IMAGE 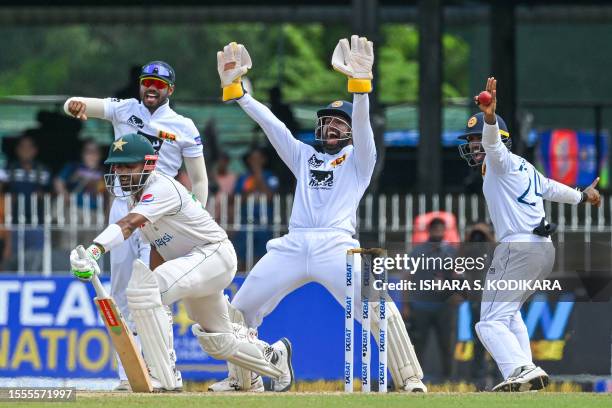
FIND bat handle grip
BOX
[91,274,109,298]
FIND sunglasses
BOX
[140,77,169,90]
[141,63,172,78]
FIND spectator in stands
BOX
[406,217,459,382]
[233,147,279,269]
[214,152,238,197]
[0,134,52,272]
[54,139,105,208]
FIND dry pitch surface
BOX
[10,392,612,408]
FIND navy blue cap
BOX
[317,100,353,123]
[458,112,509,140]
[140,61,176,85]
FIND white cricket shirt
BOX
[103,98,203,177]
[481,121,581,242]
[237,93,376,235]
[129,172,227,261]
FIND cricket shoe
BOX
[113,380,131,392]
[492,365,549,392]
[208,373,265,392]
[270,338,294,392]
[401,376,428,393]
[151,370,183,392]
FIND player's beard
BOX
[323,140,349,155]
[142,89,169,110]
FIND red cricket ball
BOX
[477,91,492,106]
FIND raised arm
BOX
[217,42,301,173]
[332,35,377,182]
[351,93,376,182]
[237,94,301,173]
[477,78,513,174]
[63,97,106,120]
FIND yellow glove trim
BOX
[222,81,244,101]
[348,78,372,93]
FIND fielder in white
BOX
[211,37,426,392]
[64,61,207,389]
[69,133,292,392]
[458,77,601,391]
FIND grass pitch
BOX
[14,392,612,408]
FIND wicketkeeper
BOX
[209,36,426,393]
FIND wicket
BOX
[345,248,387,393]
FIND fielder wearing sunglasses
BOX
[62,60,207,392]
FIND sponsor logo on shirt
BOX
[194,136,202,145]
[153,232,173,248]
[330,154,347,168]
[128,115,145,129]
[141,193,154,203]
[308,154,324,168]
[309,170,334,189]
[110,98,121,102]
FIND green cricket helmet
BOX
[104,133,158,197]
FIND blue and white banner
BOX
[0,276,609,380]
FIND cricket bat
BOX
[82,247,153,392]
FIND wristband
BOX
[348,78,372,93]
[222,81,244,101]
[93,223,125,253]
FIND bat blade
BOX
[95,297,153,393]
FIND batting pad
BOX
[371,301,424,388]
[127,260,179,390]
[192,324,283,380]
[224,297,252,390]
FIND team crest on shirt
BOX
[128,115,145,129]
[157,130,177,141]
[330,154,347,168]
[308,154,324,168]
[309,170,334,189]
[141,193,154,203]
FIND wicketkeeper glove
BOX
[70,245,102,282]
[217,42,253,101]
[332,35,374,93]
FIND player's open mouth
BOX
[144,92,159,103]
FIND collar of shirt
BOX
[139,99,172,120]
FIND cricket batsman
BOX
[210,36,426,392]
[69,133,293,391]
[63,62,207,390]
[458,77,601,391]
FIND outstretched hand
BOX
[583,177,601,207]
[475,77,497,125]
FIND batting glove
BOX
[332,35,374,93]
[70,244,102,282]
[217,42,253,101]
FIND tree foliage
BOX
[0,24,468,103]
